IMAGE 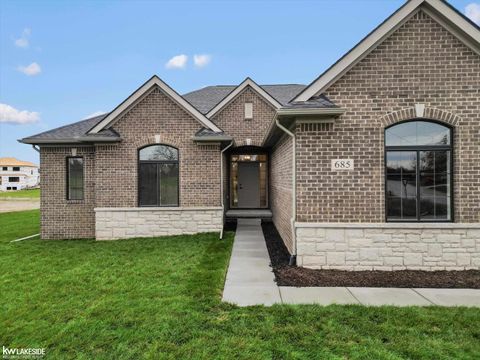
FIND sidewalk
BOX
[222,219,480,307]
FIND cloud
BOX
[83,111,106,119]
[165,54,188,69]
[193,54,211,68]
[17,62,42,76]
[465,3,480,25]
[15,28,31,48]
[0,103,40,125]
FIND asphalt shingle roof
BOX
[183,84,307,114]
[20,83,337,144]
[21,114,110,142]
[281,95,338,109]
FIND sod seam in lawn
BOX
[0,188,40,199]
[1,210,479,359]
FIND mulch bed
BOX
[261,221,480,288]
[223,220,237,233]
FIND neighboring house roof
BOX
[19,114,120,144]
[294,0,480,102]
[184,83,306,114]
[0,157,38,167]
[88,75,223,134]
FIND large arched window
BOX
[138,145,179,207]
[385,120,452,222]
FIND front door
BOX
[237,162,260,208]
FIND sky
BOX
[1,0,479,165]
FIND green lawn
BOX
[1,210,479,359]
[0,188,40,198]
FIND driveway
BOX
[0,199,40,213]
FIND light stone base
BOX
[295,222,480,271]
[95,207,223,240]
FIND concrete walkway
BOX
[222,219,480,307]
[222,219,281,306]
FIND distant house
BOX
[0,157,40,191]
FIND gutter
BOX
[192,135,233,142]
[275,116,297,266]
[19,137,121,145]
[219,140,234,239]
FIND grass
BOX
[1,210,479,359]
[0,188,40,198]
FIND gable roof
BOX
[294,0,480,102]
[19,82,304,145]
[183,83,306,114]
[204,78,285,118]
[88,75,222,134]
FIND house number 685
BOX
[331,159,354,171]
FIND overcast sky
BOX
[1,0,479,164]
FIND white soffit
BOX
[206,78,282,118]
[89,76,222,134]
[294,0,480,102]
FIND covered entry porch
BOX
[224,146,271,218]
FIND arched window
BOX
[385,120,452,222]
[138,145,179,207]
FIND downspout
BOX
[275,117,297,266]
[219,140,234,239]
[32,145,40,153]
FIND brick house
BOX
[21,0,480,270]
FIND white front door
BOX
[237,162,260,208]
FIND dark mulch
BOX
[261,221,480,288]
[223,220,237,233]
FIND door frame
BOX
[228,147,269,209]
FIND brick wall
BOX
[270,133,294,252]
[296,11,480,223]
[40,87,222,239]
[40,146,96,239]
[212,86,276,147]
[96,87,221,208]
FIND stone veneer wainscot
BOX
[296,223,480,271]
[95,207,223,240]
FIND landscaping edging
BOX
[262,221,480,288]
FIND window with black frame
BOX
[138,145,179,207]
[67,157,84,200]
[385,120,452,222]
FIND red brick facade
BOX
[270,133,294,252]
[212,86,276,147]
[296,11,480,223]
[40,146,96,239]
[38,9,479,245]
